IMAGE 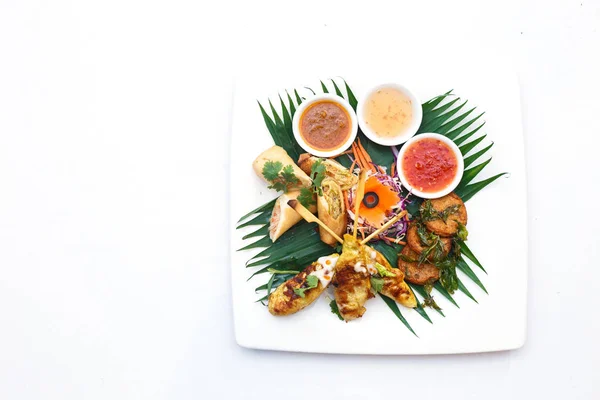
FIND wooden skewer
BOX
[360,210,407,245]
[353,170,367,238]
[287,200,344,244]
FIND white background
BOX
[0,0,599,399]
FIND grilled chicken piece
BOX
[366,247,417,308]
[268,254,339,316]
[332,234,371,321]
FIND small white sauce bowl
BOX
[357,83,423,146]
[292,94,358,158]
[397,132,464,199]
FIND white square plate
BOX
[229,60,527,354]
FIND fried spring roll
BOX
[253,145,312,188]
[317,178,347,246]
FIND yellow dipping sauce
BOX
[364,88,413,138]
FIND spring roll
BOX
[253,146,312,189]
[298,154,357,191]
[269,191,317,242]
[317,178,347,246]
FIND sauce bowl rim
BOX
[292,93,358,158]
[356,83,423,146]
[396,132,465,199]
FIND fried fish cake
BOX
[397,246,440,285]
[366,247,417,308]
[268,254,338,316]
[421,192,467,237]
[406,223,451,260]
[333,235,371,321]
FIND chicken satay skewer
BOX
[287,200,343,244]
[360,210,407,245]
[353,170,368,238]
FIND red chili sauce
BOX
[401,138,458,193]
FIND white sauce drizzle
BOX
[366,250,378,274]
[367,262,377,275]
[309,255,339,287]
[354,261,367,273]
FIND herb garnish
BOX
[422,283,441,310]
[457,222,468,240]
[328,297,343,321]
[370,276,384,294]
[435,239,461,293]
[420,200,461,223]
[416,223,446,264]
[262,161,300,192]
[370,263,395,294]
[293,274,319,298]
[297,158,326,207]
[439,205,461,222]
[374,262,396,278]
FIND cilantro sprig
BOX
[328,297,343,321]
[262,161,300,192]
[370,276,384,294]
[370,262,396,294]
[297,159,326,207]
[293,274,319,298]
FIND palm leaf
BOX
[236,210,271,229]
[464,142,494,168]
[452,122,485,146]
[331,79,344,97]
[457,259,487,294]
[421,97,462,127]
[320,81,329,93]
[459,172,508,202]
[457,158,493,190]
[294,89,303,105]
[410,284,444,317]
[457,279,478,303]
[411,290,433,323]
[286,91,297,116]
[242,224,269,240]
[237,198,277,224]
[459,241,486,273]
[380,295,418,337]
[459,134,487,156]
[237,236,271,251]
[434,282,459,308]
[343,79,358,110]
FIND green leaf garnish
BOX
[439,204,461,222]
[262,160,300,193]
[457,222,468,240]
[416,223,446,264]
[370,276,384,294]
[297,187,316,208]
[374,263,396,278]
[280,165,297,182]
[296,158,326,207]
[293,274,319,298]
[262,160,282,181]
[310,159,326,191]
[328,298,343,321]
